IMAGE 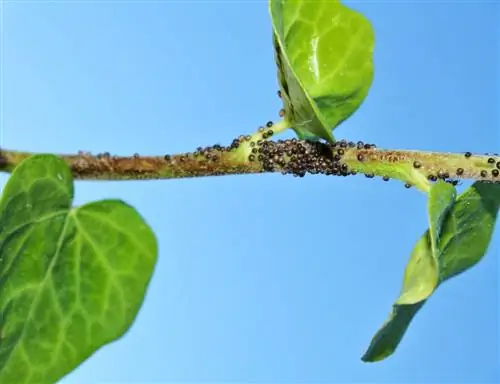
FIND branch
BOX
[1,128,498,194]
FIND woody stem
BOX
[0,134,498,193]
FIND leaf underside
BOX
[363,182,500,362]
[270,0,375,142]
[0,155,158,383]
[395,182,457,306]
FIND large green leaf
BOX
[270,0,374,142]
[362,182,500,362]
[0,155,157,383]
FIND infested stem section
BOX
[336,144,500,192]
[0,121,498,190]
[0,138,499,192]
[0,147,263,181]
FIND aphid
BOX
[456,168,464,176]
[413,161,422,169]
[164,154,171,161]
[437,170,449,179]
[480,170,488,177]
[492,169,499,177]
[464,151,472,158]
[266,121,273,128]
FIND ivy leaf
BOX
[270,0,375,142]
[362,182,500,363]
[0,154,158,383]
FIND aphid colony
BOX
[85,88,499,184]
[157,128,500,187]
[254,138,375,178]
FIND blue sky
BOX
[2,1,499,383]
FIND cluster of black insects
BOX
[254,137,377,178]
[153,102,500,187]
[159,121,500,187]
[84,88,500,186]
[464,151,500,179]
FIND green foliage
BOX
[0,155,157,383]
[362,182,500,362]
[270,0,499,362]
[0,1,497,381]
[270,0,375,142]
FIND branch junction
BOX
[1,132,499,194]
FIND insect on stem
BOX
[0,134,498,192]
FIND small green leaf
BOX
[363,182,499,362]
[361,301,425,363]
[396,182,456,305]
[270,0,375,142]
[0,154,158,383]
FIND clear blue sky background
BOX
[2,1,499,383]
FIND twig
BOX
[1,133,498,193]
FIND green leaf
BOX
[0,154,157,383]
[438,182,500,281]
[363,182,500,363]
[270,0,375,142]
[396,181,456,305]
